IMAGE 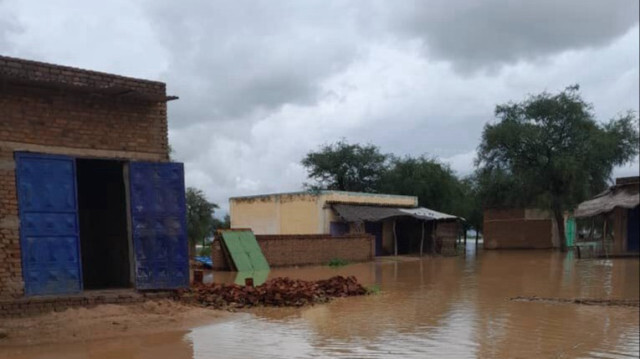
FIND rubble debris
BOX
[510,296,640,307]
[179,276,369,309]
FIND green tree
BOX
[186,187,218,258]
[457,174,483,236]
[212,214,231,231]
[302,140,389,192]
[477,85,639,251]
[378,156,462,214]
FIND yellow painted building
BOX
[230,190,417,235]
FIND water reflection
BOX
[0,331,194,359]
[3,247,638,358]
[195,247,639,358]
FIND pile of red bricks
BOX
[181,276,368,309]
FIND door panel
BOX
[129,162,188,289]
[15,153,82,296]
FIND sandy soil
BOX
[0,300,230,347]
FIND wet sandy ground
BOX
[1,246,638,358]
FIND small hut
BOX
[573,176,639,256]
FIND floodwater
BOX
[3,246,639,358]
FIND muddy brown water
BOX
[2,247,639,358]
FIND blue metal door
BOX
[15,153,82,296]
[129,162,189,289]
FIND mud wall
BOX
[211,234,375,270]
[483,208,554,249]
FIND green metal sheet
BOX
[565,218,576,248]
[220,230,270,272]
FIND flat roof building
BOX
[230,190,460,256]
[0,56,188,299]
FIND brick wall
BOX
[0,56,169,157]
[0,147,21,299]
[483,209,553,249]
[435,221,460,255]
[212,234,375,270]
[0,56,171,299]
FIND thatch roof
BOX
[574,178,639,218]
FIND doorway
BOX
[76,159,131,289]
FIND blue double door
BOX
[15,153,188,296]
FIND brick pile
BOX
[180,276,368,309]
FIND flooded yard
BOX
[2,247,639,358]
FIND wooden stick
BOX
[393,219,398,256]
[420,221,425,257]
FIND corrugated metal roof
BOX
[399,207,460,221]
[333,204,460,222]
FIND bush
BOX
[327,258,349,267]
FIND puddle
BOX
[3,246,639,358]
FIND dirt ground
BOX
[0,300,230,347]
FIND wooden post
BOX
[464,226,467,247]
[602,214,608,258]
[432,221,438,254]
[475,229,479,248]
[393,219,398,256]
[420,221,425,257]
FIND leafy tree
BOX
[212,214,231,232]
[302,140,389,192]
[186,187,218,258]
[378,156,462,214]
[457,174,483,235]
[477,85,639,251]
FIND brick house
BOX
[0,56,188,300]
[226,191,461,263]
[483,208,563,249]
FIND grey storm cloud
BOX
[0,0,637,212]
[144,0,367,126]
[391,0,639,71]
[0,1,20,52]
[142,0,639,128]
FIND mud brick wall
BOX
[0,56,171,299]
[483,209,553,249]
[0,147,21,299]
[435,221,460,255]
[0,55,169,158]
[211,234,375,270]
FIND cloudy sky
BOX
[1,0,638,214]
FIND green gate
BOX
[565,217,576,248]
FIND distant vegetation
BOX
[302,85,639,248]
[186,187,230,258]
[327,258,350,267]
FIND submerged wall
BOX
[211,233,375,270]
[483,208,555,249]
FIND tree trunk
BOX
[552,206,567,252]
